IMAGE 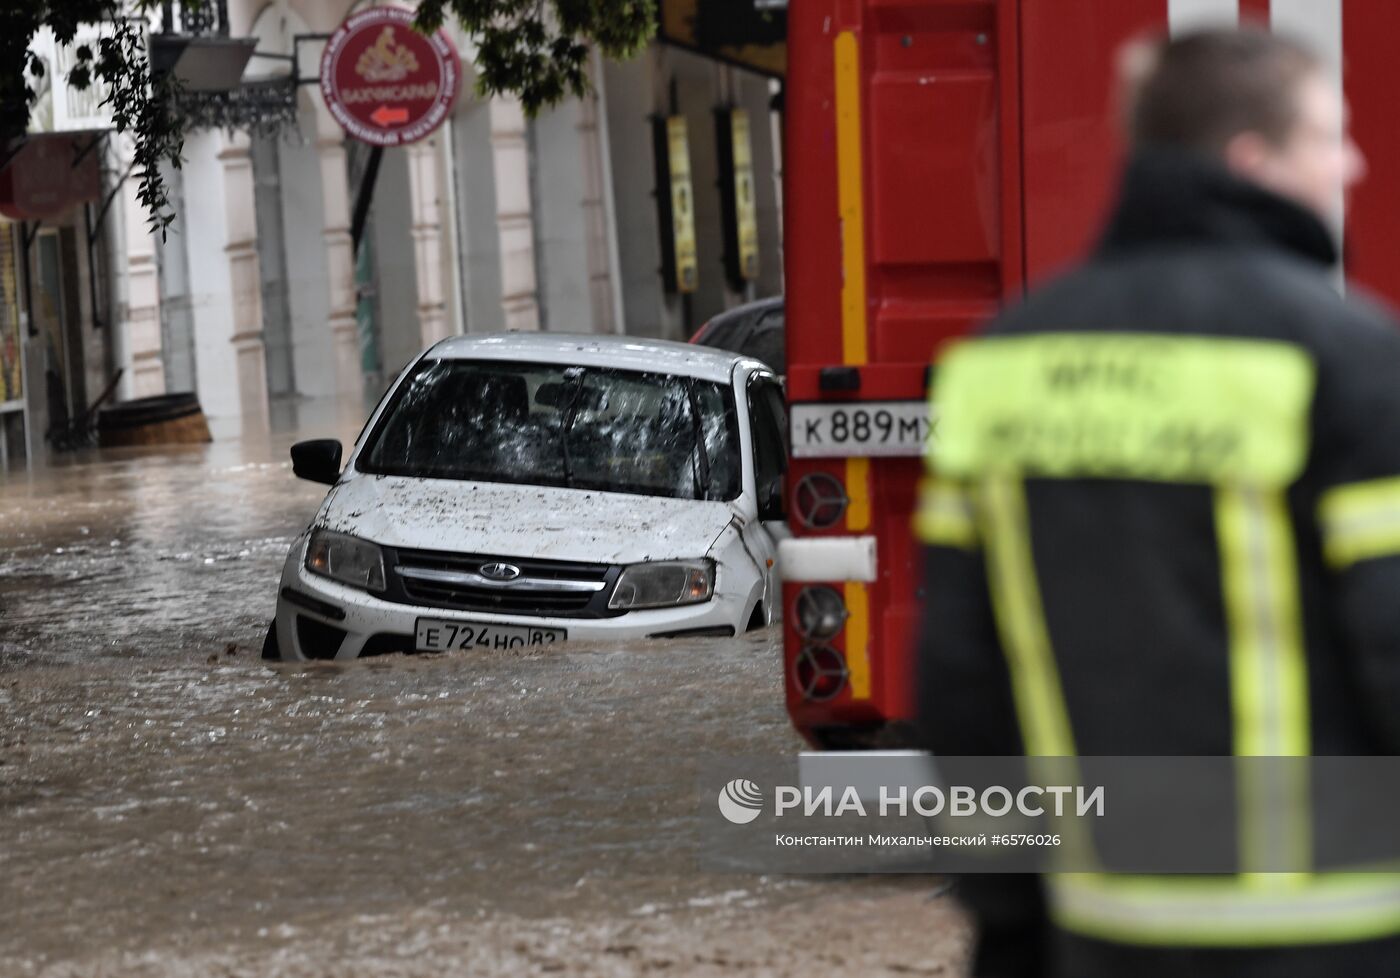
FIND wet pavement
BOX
[0,415,967,976]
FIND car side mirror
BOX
[759,476,785,522]
[291,439,342,485]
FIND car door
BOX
[745,370,791,624]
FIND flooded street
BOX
[0,422,967,976]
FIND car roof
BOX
[699,296,783,331]
[691,296,783,344]
[427,332,760,383]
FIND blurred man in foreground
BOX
[915,27,1400,978]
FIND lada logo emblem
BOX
[480,562,522,581]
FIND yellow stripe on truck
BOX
[845,456,870,531]
[844,580,871,699]
[834,30,868,366]
[835,30,870,701]
[844,456,871,701]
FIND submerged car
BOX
[265,333,790,660]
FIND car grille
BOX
[385,548,621,618]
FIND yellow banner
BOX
[730,109,759,281]
[667,115,698,294]
[0,224,21,405]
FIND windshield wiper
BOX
[684,379,712,500]
[559,368,586,488]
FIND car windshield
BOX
[358,359,743,501]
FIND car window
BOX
[748,374,788,514]
[358,359,742,501]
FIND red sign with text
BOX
[320,7,461,147]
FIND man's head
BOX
[1121,28,1364,224]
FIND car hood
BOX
[317,474,738,564]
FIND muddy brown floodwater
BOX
[0,422,969,977]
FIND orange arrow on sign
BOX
[370,105,410,127]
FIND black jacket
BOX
[915,151,1400,977]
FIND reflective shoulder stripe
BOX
[1318,476,1400,568]
[933,334,1315,486]
[1050,872,1400,947]
[913,477,977,549]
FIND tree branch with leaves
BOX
[414,0,655,114]
[3,1,184,234]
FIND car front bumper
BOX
[273,559,744,661]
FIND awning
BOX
[0,130,104,222]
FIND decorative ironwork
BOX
[155,1,298,135]
[169,76,298,134]
[161,0,230,38]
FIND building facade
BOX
[83,0,784,448]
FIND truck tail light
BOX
[794,644,848,701]
[795,585,848,640]
[793,472,848,529]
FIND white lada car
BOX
[264,333,790,660]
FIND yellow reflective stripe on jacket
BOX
[1216,486,1312,874]
[1050,872,1400,947]
[1214,486,1311,758]
[1318,476,1400,568]
[933,334,1315,486]
[913,477,977,549]
[977,475,1076,757]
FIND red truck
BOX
[779,0,1400,748]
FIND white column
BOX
[181,129,268,438]
[602,48,671,338]
[590,49,627,333]
[1168,0,1238,31]
[439,117,467,336]
[453,98,505,332]
[407,135,451,345]
[115,142,166,398]
[1272,0,1345,260]
[490,98,540,331]
[532,95,602,333]
[312,98,364,401]
[579,79,619,333]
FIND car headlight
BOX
[609,559,714,610]
[305,529,386,593]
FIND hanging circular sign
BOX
[320,6,461,147]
